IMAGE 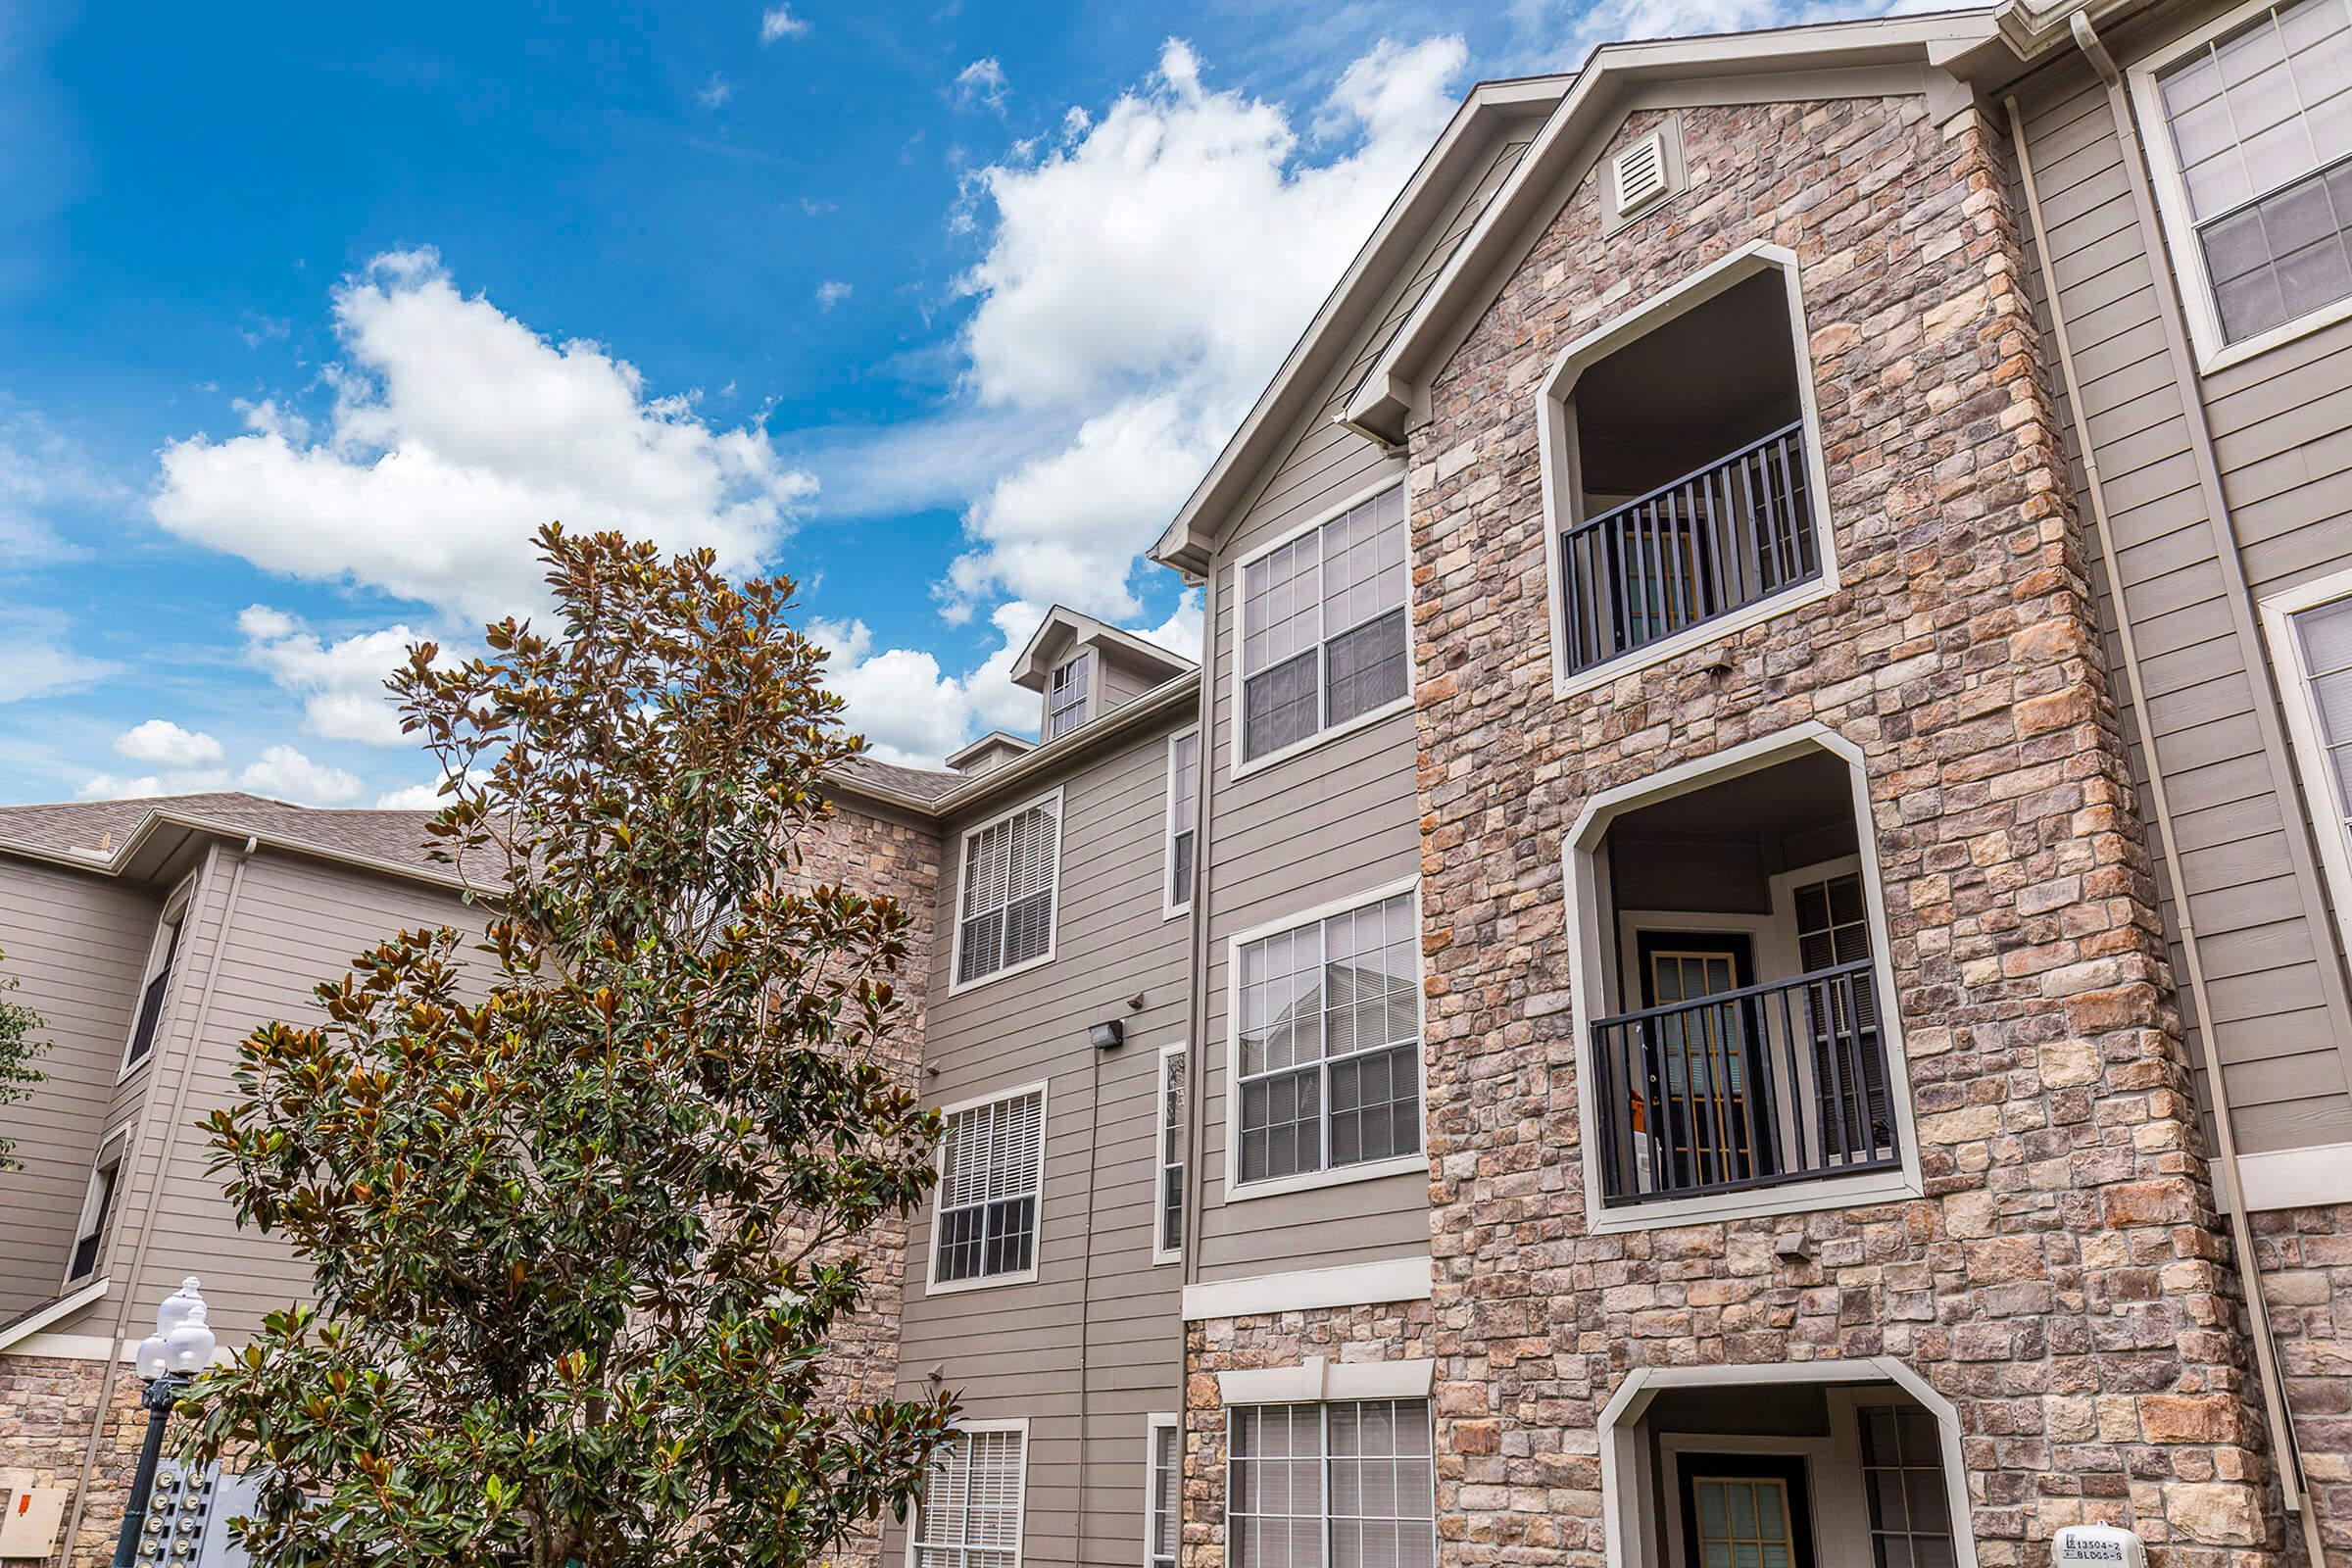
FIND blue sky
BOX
[0,0,1854,806]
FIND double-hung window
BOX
[1238,485,1408,767]
[1166,730,1199,915]
[1146,1415,1181,1568]
[2269,577,2352,961]
[65,1132,128,1285]
[122,894,186,1072]
[1049,652,1093,740]
[1152,1046,1185,1263]
[2140,0,2352,363]
[1233,888,1421,1190]
[933,1087,1046,1290]
[1227,1400,1435,1568]
[954,793,1062,989]
[911,1425,1028,1568]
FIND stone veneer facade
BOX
[2254,1204,2352,1561]
[0,1355,145,1567]
[1377,92,2284,1566]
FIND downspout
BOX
[2003,90,2319,1558]
[1181,567,1218,1284]
[57,837,255,1568]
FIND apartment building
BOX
[9,0,2352,1562]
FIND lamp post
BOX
[111,1277,216,1568]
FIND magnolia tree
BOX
[0,949,44,1171]
[183,526,956,1567]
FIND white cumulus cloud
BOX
[760,4,808,42]
[955,57,1009,115]
[374,782,448,809]
[114,719,225,769]
[239,605,429,748]
[814,279,853,312]
[151,248,815,626]
[239,745,365,807]
[939,34,1462,622]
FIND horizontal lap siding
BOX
[1179,134,1536,1291]
[123,850,479,1340]
[0,858,163,1317]
[894,720,1191,1568]
[2014,63,2352,1155]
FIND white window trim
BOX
[906,1417,1031,1568]
[946,787,1066,998]
[924,1079,1051,1298]
[1598,1358,1978,1568]
[1144,1412,1181,1568]
[1152,1042,1186,1267]
[1164,726,1200,920]
[2130,0,2352,375]
[1222,1394,1438,1568]
[1222,874,1428,1203]
[1049,650,1093,740]
[1227,474,1415,783]
[1215,1357,1435,1404]
[63,1124,132,1291]
[1559,723,1922,1234]
[2261,564,2352,973]
[118,876,194,1082]
[1180,1255,1434,1321]
[1536,241,1840,704]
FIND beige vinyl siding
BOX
[0,858,166,1317]
[108,848,479,1341]
[891,716,1191,1568]
[1179,133,1532,1290]
[2011,38,2352,1157]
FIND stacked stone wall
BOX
[2254,1202,2352,1562]
[1396,92,2281,1565]
[0,1352,144,1567]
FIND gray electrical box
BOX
[134,1464,262,1568]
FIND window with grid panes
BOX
[1155,1049,1185,1259]
[1235,892,1420,1186]
[1049,651,1093,739]
[1791,870,1891,1158]
[2291,596,2352,885]
[1857,1404,1956,1568]
[956,797,1060,986]
[934,1090,1045,1286]
[1148,1419,1181,1568]
[2154,0,2352,345]
[1227,1399,1435,1568]
[913,1428,1027,1568]
[1239,486,1408,763]
[1168,730,1200,910]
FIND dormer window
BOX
[1048,651,1092,739]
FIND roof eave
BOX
[1149,74,1572,575]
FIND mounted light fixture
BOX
[1088,1019,1125,1051]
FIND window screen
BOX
[956,799,1060,986]
[1236,892,1420,1186]
[1148,1421,1181,1568]
[935,1091,1045,1286]
[1050,651,1093,739]
[2157,0,2352,343]
[2294,595,2352,867]
[914,1428,1027,1568]
[1156,1050,1186,1259]
[1168,731,1200,910]
[1240,487,1407,763]
[1229,1400,1434,1568]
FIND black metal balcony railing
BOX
[123,966,171,1067]
[1590,957,1896,1206]
[1559,420,1819,676]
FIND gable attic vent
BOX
[1612,131,1668,218]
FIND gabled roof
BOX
[1149,74,1573,576]
[0,791,478,888]
[1008,606,1198,690]
[1340,7,2012,444]
[943,731,1036,773]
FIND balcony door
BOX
[1635,932,1777,1192]
[1676,1454,1816,1568]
